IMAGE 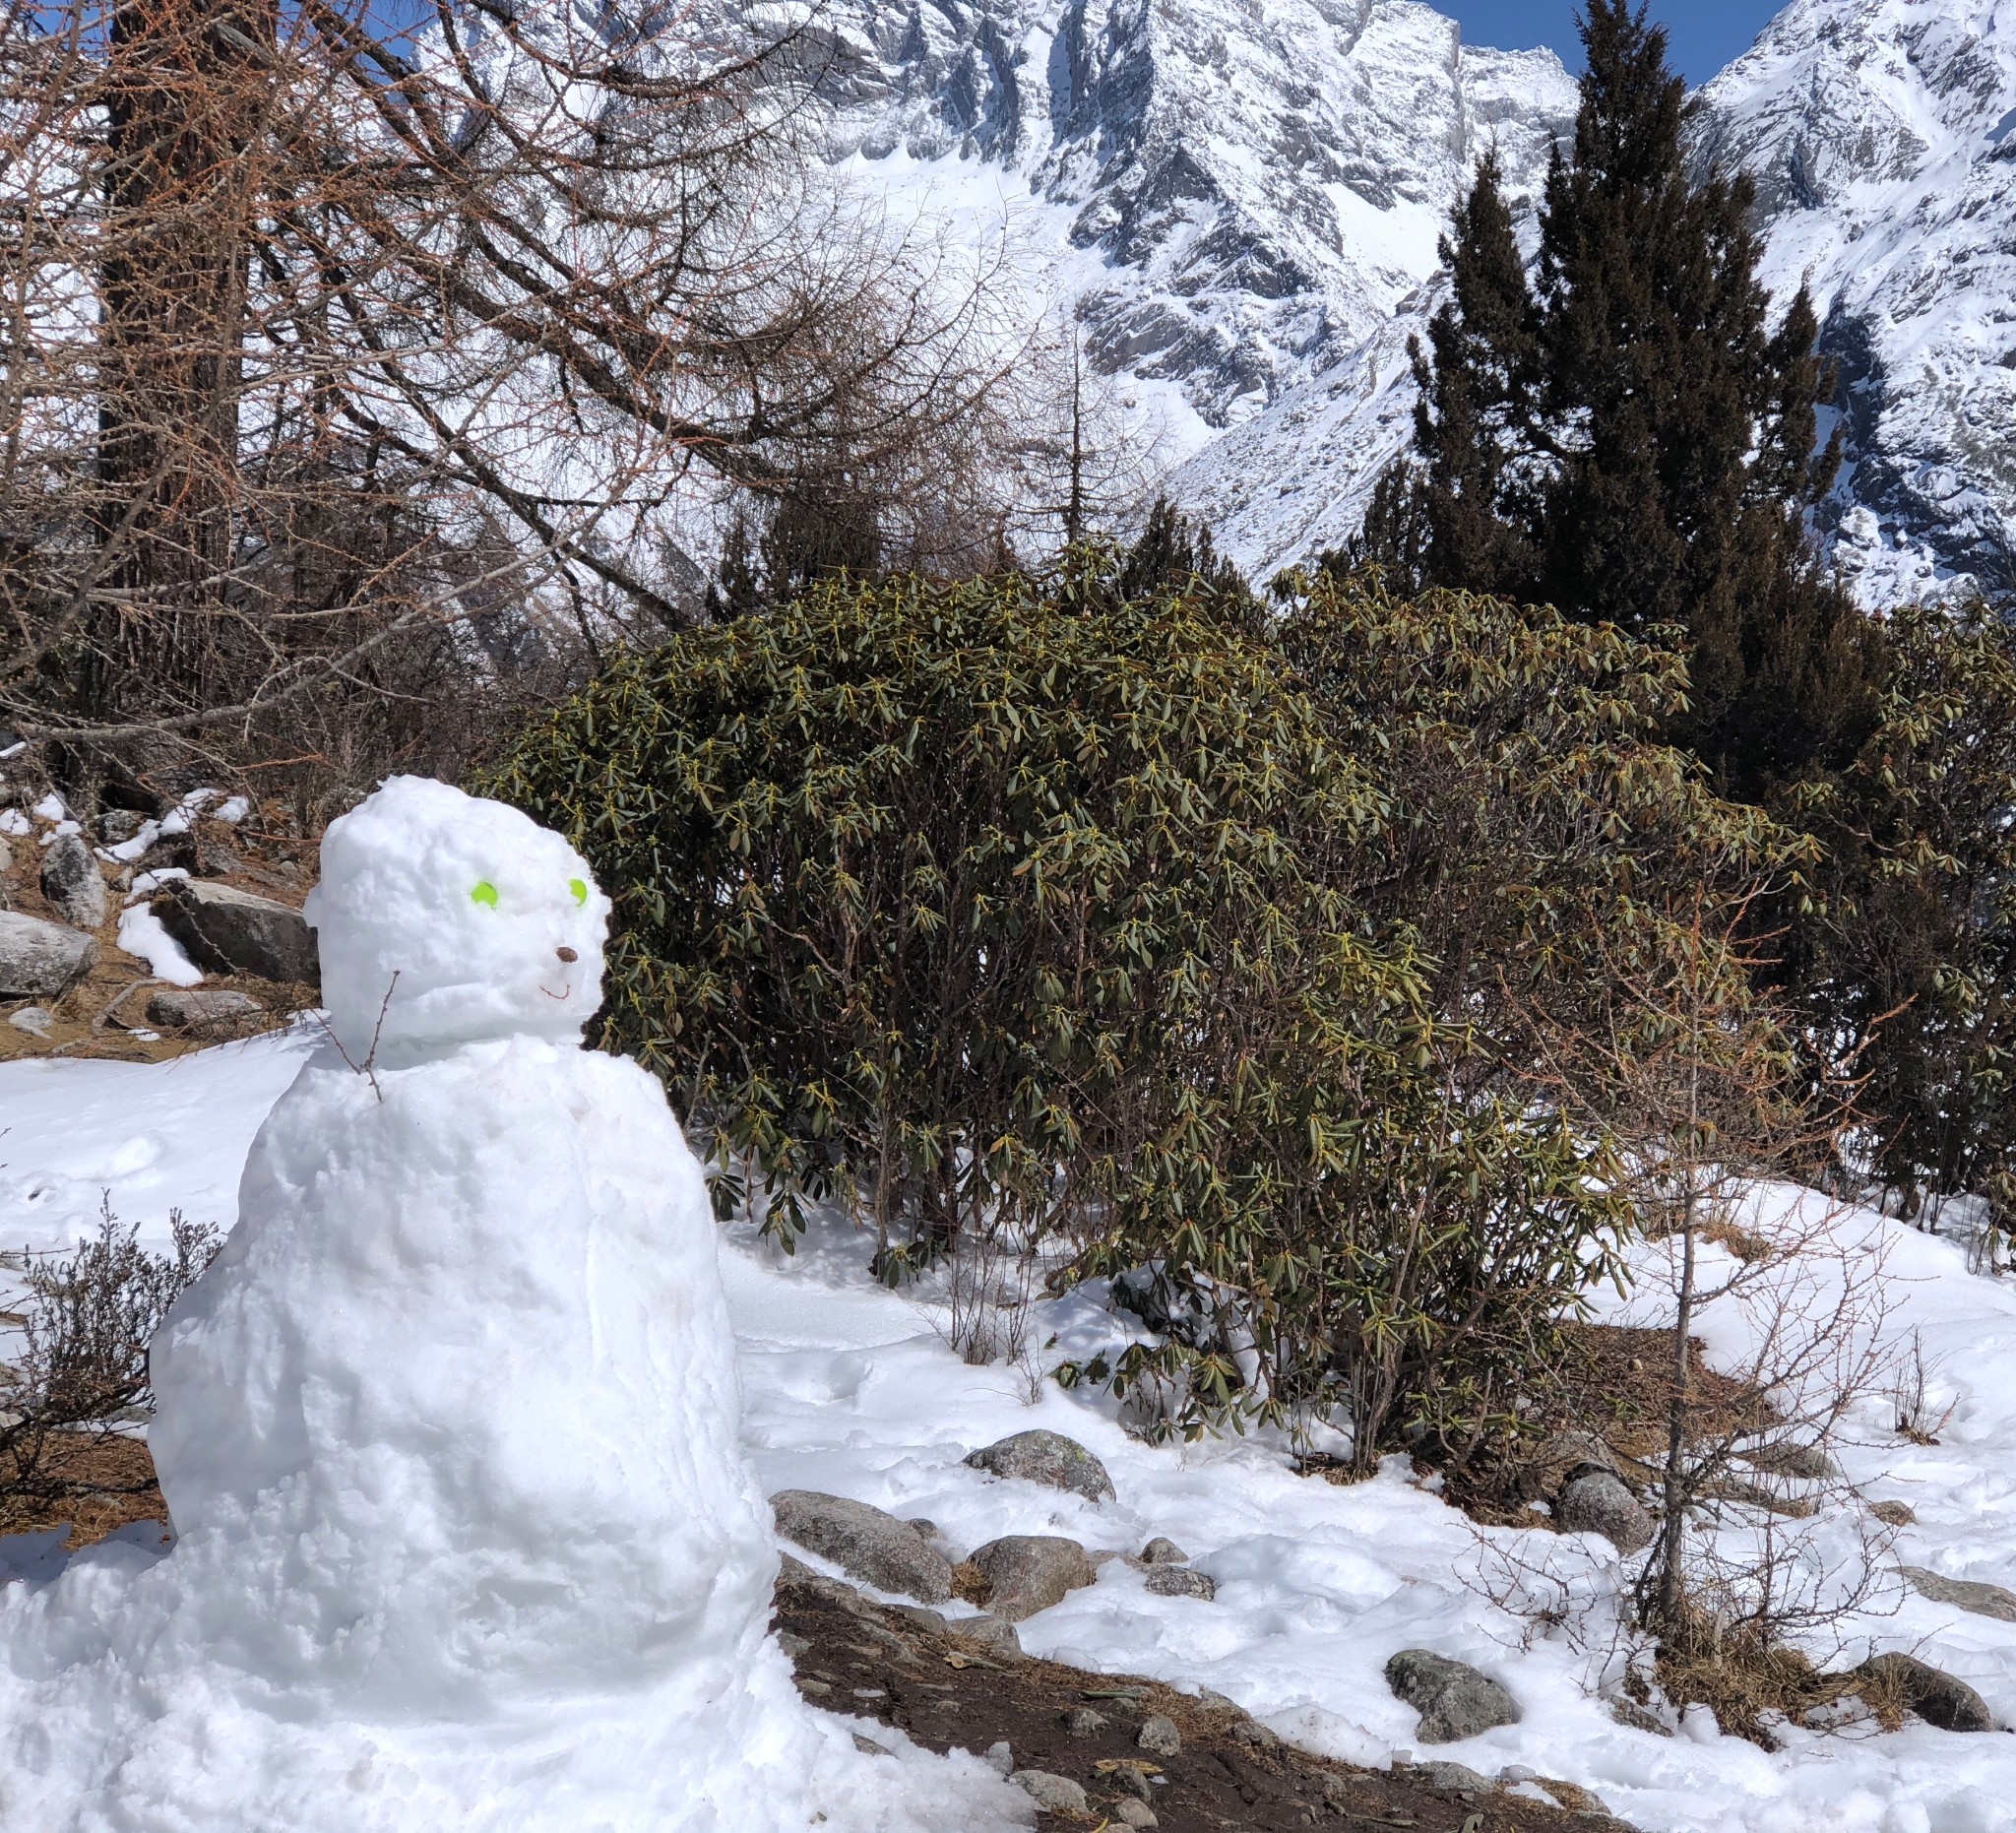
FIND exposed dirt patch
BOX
[0,814,315,1064]
[776,1567,1638,1830]
[0,1430,168,1546]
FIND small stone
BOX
[1557,1470,1655,1555]
[1870,1499,1917,1527]
[1011,1769,1090,1814]
[1415,1759,1490,1793]
[984,1740,1014,1776]
[889,1604,948,1637]
[97,810,147,845]
[1139,1537,1188,1565]
[777,1631,811,1660]
[1145,1565,1216,1601]
[1738,1438,1836,1480]
[0,910,96,998]
[1137,1713,1181,1756]
[851,1733,890,1756]
[798,1677,832,1697]
[1114,1801,1158,1828]
[8,1005,52,1037]
[1109,1764,1153,1800]
[1899,1565,2016,1622]
[1228,1719,1279,1749]
[969,1534,1097,1622]
[1384,1649,1521,1743]
[770,1490,956,1604]
[907,1517,939,1540]
[146,987,262,1030]
[1858,1651,1994,1732]
[1063,1706,1109,1737]
[1538,1778,1607,1813]
[965,1429,1116,1503]
[943,1612,1024,1662]
[39,833,105,930]
[1607,1695,1671,1735]
[1321,1775,1353,1811]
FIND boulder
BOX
[1557,1470,1656,1554]
[146,987,263,1030]
[1145,1565,1217,1601]
[965,1429,1115,1504]
[153,879,318,984]
[768,1490,955,1604]
[1137,1713,1181,1756]
[0,911,96,998]
[38,834,105,930]
[1010,1770,1089,1814]
[1899,1565,2016,1623]
[1858,1651,1994,1732]
[969,1534,1097,1622]
[1385,1649,1521,1743]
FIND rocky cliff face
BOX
[824,0,2016,601]
[1694,0,2016,603]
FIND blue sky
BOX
[1441,1,1783,84]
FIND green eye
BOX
[569,878,589,906]
[471,880,498,908]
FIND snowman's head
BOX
[304,777,611,1059]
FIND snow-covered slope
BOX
[1694,0,2016,604]
[823,0,2016,599]
[817,0,1576,432]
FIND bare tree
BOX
[0,0,1009,796]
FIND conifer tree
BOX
[1369,0,1881,802]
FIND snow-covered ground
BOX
[6,1029,2016,1830]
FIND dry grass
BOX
[0,1430,168,1548]
[1648,1606,1864,1745]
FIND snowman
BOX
[0,778,1024,1833]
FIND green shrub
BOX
[493,565,1786,1464]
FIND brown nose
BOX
[555,946,578,963]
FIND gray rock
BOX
[1145,1565,1217,1601]
[0,835,12,878]
[39,834,105,930]
[1899,1565,2016,1622]
[776,1631,810,1660]
[1228,1718,1279,1749]
[97,809,147,845]
[1385,1649,1521,1743]
[1858,1651,1995,1732]
[966,1429,1116,1504]
[970,1534,1097,1622]
[1738,1439,1836,1480]
[154,879,318,984]
[0,910,96,998]
[1139,1537,1188,1564]
[1415,1760,1491,1793]
[769,1490,955,1604]
[1531,1430,1621,1484]
[7,1004,52,1037]
[1557,1470,1656,1555]
[1062,1706,1108,1737]
[984,1740,1014,1775]
[1137,1713,1181,1756]
[1010,1769,1089,1813]
[1114,1801,1158,1829]
[1870,1499,1917,1527]
[146,987,262,1030]
[851,1733,891,1756]
[943,1612,1025,1662]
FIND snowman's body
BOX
[0,780,1021,1832]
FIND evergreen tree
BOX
[1370,0,1882,801]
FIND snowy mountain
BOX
[813,0,1576,438]
[1694,0,2016,604]
[820,0,2016,601]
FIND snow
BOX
[10,1015,2016,1826]
[115,903,204,986]
[0,782,1025,1833]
